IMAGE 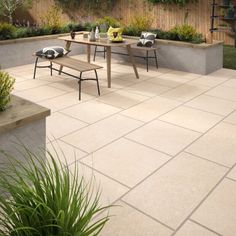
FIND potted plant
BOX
[0,70,15,111]
[225,4,235,18]
[0,146,110,235]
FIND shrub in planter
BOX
[0,23,16,40]
[0,71,15,111]
[170,24,203,42]
[0,146,110,235]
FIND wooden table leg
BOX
[126,44,139,79]
[106,46,111,88]
[87,45,91,63]
[59,41,71,75]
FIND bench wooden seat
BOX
[33,56,102,100]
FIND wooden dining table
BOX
[58,35,139,88]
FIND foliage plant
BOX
[96,16,120,32]
[0,146,110,235]
[0,23,16,40]
[0,70,15,111]
[0,0,32,24]
[170,24,203,42]
[147,0,197,6]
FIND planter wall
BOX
[0,33,86,69]
[0,34,223,75]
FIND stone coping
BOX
[123,35,223,49]
[0,31,86,45]
[0,95,50,134]
[0,31,223,49]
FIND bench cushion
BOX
[137,32,157,47]
[36,46,69,59]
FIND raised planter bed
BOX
[0,33,223,75]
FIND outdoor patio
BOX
[6,54,236,236]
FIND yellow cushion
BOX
[107,26,123,40]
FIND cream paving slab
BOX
[221,78,236,89]
[97,90,149,109]
[61,100,121,124]
[187,122,236,167]
[126,120,200,156]
[159,106,223,133]
[224,111,236,125]
[175,221,218,236]
[48,79,80,92]
[206,86,236,102]
[99,77,135,89]
[13,85,66,103]
[227,166,236,181]
[158,70,200,80]
[189,75,228,87]
[191,179,236,236]
[82,83,117,96]
[14,79,51,91]
[122,152,227,229]
[100,201,173,236]
[61,114,143,153]
[37,92,93,113]
[46,112,87,140]
[124,81,171,97]
[161,83,210,102]
[121,96,181,122]
[37,74,68,83]
[46,140,87,165]
[69,162,129,206]
[209,68,236,78]
[81,138,171,188]
[186,95,236,116]
[147,76,190,88]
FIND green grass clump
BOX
[0,147,110,235]
[223,45,236,70]
[0,71,15,111]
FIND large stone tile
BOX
[206,86,236,102]
[227,166,236,181]
[187,122,236,167]
[222,78,236,89]
[186,95,236,116]
[14,79,51,91]
[175,221,218,236]
[147,75,190,88]
[121,96,181,122]
[209,68,236,78]
[158,71,200,80]
[48,79,80,92]
[61,115,143,153]
[82,83,117,96]
[97,90,149,109]
[189,75,228,87]
[192,179,236,236]
[161,83,209,102]
[61,100,121,124]
[224,111,236,125]
[14,85,66,103]
[46,140,87,165]
[100,201,173,236]
[123,152,227,229]
[81,138,171,188]
[38,92,93,113]
[159,106,222,133]
[124,81,171,97]
[46,112,87,140]
[126,120,200,156]
[69,162,129,206]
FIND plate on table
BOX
[110,39,125,43]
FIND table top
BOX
[0,95,50,134]
[58,35,137,47]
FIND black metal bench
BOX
[33,56,102,100]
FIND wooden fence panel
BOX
[21,0,236,45]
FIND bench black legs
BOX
[33,57,101,100]
[78,70,100,100]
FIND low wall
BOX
[0,33,223,75]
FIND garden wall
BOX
[20,0,236,46]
